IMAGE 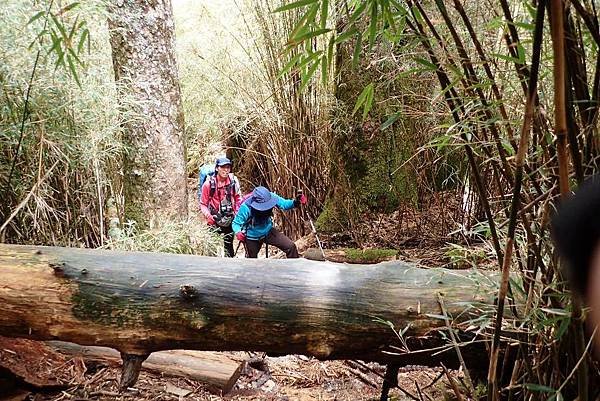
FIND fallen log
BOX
[46,341,243,393]
[0,244,499,385]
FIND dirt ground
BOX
[1,348,461,401]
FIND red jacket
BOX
[199,175,241,224]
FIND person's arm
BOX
[232,204,250,233]
[199,182,214,223]
[275,193,296,211]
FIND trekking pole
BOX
[297,189,326,260]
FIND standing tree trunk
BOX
[108,0,187,227]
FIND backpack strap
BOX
[208,176,217,199]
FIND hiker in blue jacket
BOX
[232,186,306,258]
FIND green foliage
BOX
[275,0,408,119]
[104,218,223,256]
[315,198,352,232]
[0,0,128,246]
[173,0,260,175]
[27,1,90,87]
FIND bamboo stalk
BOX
[486,1,547,401]
[550,1,588,401]
[405,2,504,266]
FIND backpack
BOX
[197,163,216,200]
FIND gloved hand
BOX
[294,193,307,207]
[207,214,217,225]
[236,231,246,242]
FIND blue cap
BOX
[215,157,232,167]
[248,186,278,211]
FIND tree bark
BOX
[107,0,187,226]
[0,244,497,368]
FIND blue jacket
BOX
[232,192,295,240]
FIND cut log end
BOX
[119,352,149,389]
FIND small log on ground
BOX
[47,341,244,393]
[0,244,499,369]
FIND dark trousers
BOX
[245,227,298,258]
[214,224,234,257]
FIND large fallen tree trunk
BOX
[0,245,499,375]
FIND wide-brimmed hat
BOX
[248,186,278,211]
[215,157,232,167]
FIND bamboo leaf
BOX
[349,1,368,23]
[523,383,555,393]
[68,15,80,44]
[277,53,302,79]
[48,29,64,63]
[300,59,320,92]
[67,46,83,66]
[352,83,374,119]
[292,28,331,44]
[288,3,319,42]
[66,53,82,88]
[296,50,323,70]
[28,11,46,25]
[516,42,526,64]
[278,53,302,79]
[382,2,398,34]
[28,29,49,50]
[368,2,378,50]
[362,82,374,120]
[334,25,358,44]
[511,21,535,31]
[51,14,69,42]
[352,31,362,69]
[305,3,320,26]
[491,52,523,64]
[555,316,570,340]
[352,83,370,115]
[58,2,80,15]
[381,112,401,130]
[410,4,422,24]
[413,57,437,71]
[77,28,89,53]
[273,0,318,13]
[319,0,328,29]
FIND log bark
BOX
[0,244,497,367]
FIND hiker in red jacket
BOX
[199,157,241,257]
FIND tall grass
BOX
[0,0,124,246]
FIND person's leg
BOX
[245,238,262,258]
[266,228,299,258]
[221,224,234,257]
